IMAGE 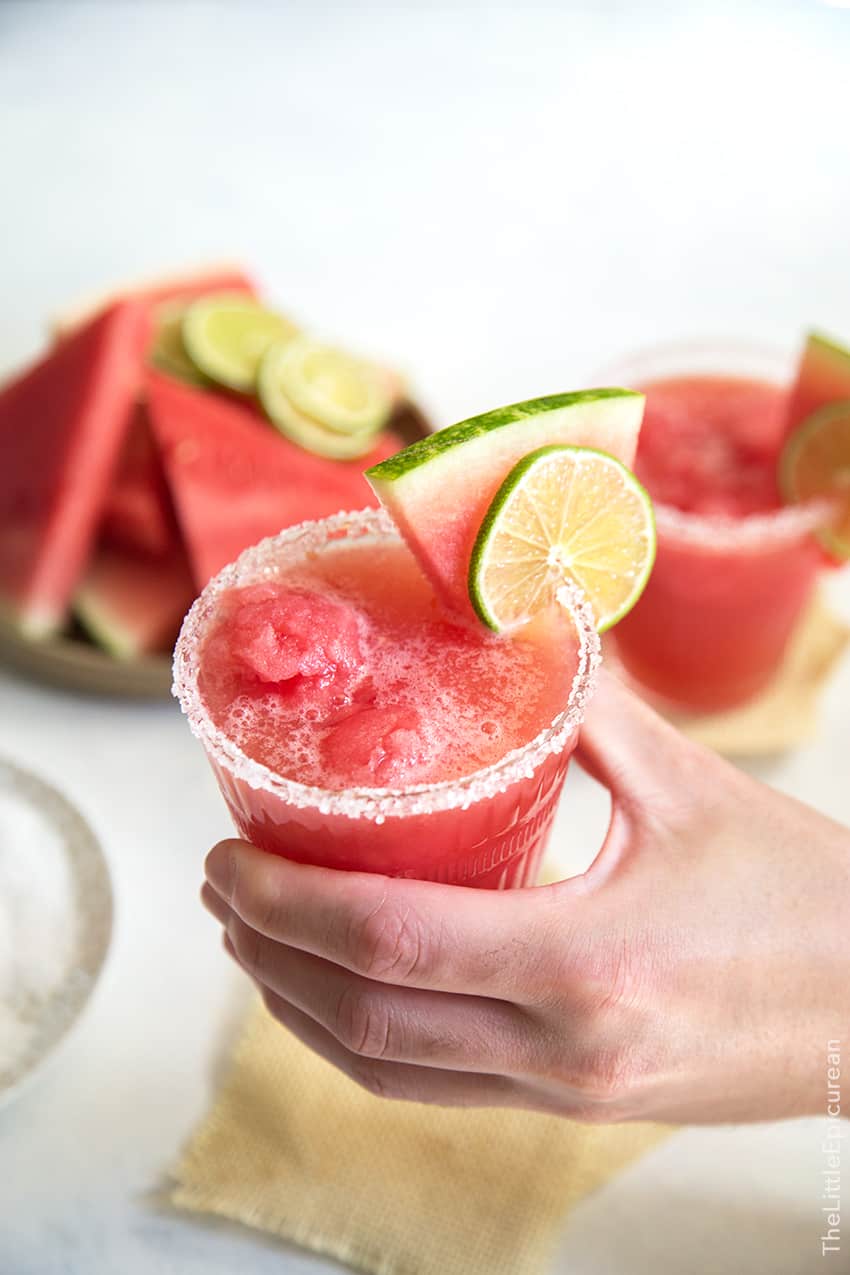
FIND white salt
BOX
[0,791,76,1086]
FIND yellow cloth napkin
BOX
[172,1000,669,1275]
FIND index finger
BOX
[204,839,585,1000]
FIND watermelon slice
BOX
[66,268,257,564]
[145,371,402,589]
[98,403,179,558]
[51,263,257,340]
[0,299,148,636]
[74,542,196,659]
[366,389,645,623]
[786,332,850,435]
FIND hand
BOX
[202,669,850,1124]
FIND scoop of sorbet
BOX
[203,584,366,703]
[321,705,432,786]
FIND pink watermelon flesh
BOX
[98,400,180,555]
[98,403,180,558]
[145,370,402,589]
[366,389,645,625]
[786,333,850,436]
[96,270,258,560]
[74,541,197,658]
[0,299,148,635]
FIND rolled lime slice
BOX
[182,294,299,392]
[779,400,850,559]
[271,335,393,435]
[469,444,656,632]
[258,345,383,459]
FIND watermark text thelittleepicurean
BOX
[822,1039,841,1257]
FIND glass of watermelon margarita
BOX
[601,342,830,712]
[173,509,600,890]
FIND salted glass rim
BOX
[593,337,832,552]
[172,508,601,822]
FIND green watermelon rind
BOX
[365,388,645,622]
[807,331,850,372]
[366,388,642,485]
[74,546,196,660]
[74,588,142,661]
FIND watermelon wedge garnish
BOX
[0,299,148,636]
[786,332,850,436]
[366,389,645,624]
[146,371,402,589]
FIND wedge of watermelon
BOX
[51,263,257,339]
[74,542,197,659]
[0,299,148,636]
[94,269,257,559]
[786,332,850,435]
[98,403,180,559]
[145,371,402,588]
[366,389,645,624]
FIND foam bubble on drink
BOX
[199,539,578,790]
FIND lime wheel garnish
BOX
[469,444,656,632]
[780,401,850,559]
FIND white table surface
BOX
[2,2,850,1272]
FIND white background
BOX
[1,2,849,1272]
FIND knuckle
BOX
[560,922,651,1021]
[350,895,431,984]
[334,982,394,1059]
[594,938,642,1017]
[575,1045,635,1105]
[556,1033,642,1119]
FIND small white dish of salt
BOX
[0,758,112,1108]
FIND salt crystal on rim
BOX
[173,509,602,824]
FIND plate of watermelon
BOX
[0,266,429,697]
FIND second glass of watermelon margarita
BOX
[174,508,600,890]
[600,342,830,713]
